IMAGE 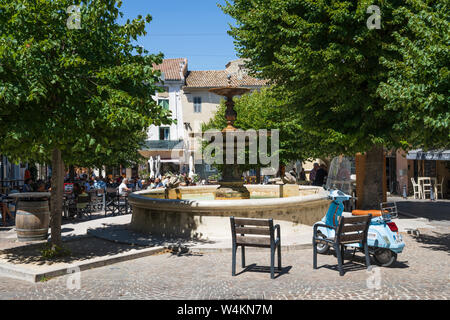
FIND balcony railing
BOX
[143,140,185,150]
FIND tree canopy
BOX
[203,87,335,169]
[0,0,172,167]
[378,1,449,148]
[221,0,449,153]
[0,0,172,246]
[221,0,449,207]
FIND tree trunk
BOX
[322,157,332,170]
[278,164,286,178]
[69,165,75,182]
[50,148,64,247]
[361,145,385,209]
[256,167,261,184]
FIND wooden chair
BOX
[230,217,281,279]
[421,178,432,199]
[435,177,444,199]
[313,214,372,276]
[410,178,422,199]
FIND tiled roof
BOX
[153,58,187,81]
[184,70,268,88]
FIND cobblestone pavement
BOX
[0,227,448,300]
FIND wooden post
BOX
[355,153,365,209]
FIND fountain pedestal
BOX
[208,86,251,200]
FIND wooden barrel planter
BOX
[12,193,51,242]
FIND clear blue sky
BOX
[118,0,238,70]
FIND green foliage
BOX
[203,87,334,168]
[378,0,449,149]
[221,0,449,153]
[0,0,172,166]
[40,243,71,260]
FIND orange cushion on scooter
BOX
[351,209,382,217]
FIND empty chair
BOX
[435,177,444,199]
[411,178,422,199]
[421,178,432,199]
[313,214,372,276]
[230,217,281,279]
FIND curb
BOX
[86,227,313,253]
[0,245,165,283]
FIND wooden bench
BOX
[313,214,372,276]
[230,217,281,279]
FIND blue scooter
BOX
[314,189,405,267]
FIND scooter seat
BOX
[351,209,382,217]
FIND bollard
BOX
[430,187,435,201]
[402,185,407,199]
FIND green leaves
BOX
[0,0,172,167]
[203,87,333,166]
[222,0,449,155]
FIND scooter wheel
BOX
[373,249,397,267]
[315,234,330,254]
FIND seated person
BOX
[152,178,164,189]
[36,181,47,192]
[94,177,107,190]
[73,183,82,196]
[22,178,33,192]
[118,178,131,196]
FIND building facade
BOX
[139,58,188,174]
[137,58,268,179]
[181,59,268,179]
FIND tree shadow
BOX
[86,223,219,249]
[413,231,450,253]
[396,201,450,222]
[0,237,148,266]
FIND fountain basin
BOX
[128,185,330,240]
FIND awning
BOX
[160,159,180,163]
[406,149,450,161]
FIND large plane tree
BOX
[0,0,172,247]
[221,0,449,208]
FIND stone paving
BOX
[0,226,448,300]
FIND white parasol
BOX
[148,156,155,179]
[155,155,161,179]
[188,153,195,179]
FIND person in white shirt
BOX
[118,178,131,196]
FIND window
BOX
[159,127,170,140]
[158,99,169,110]
[193,97,201,113]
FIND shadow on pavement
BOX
[414,231,450,253]
[0,237,145,266]
[235,264,292,278]
[395,200,450,222]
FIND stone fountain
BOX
[208,77,251,200]
[127,75,330,241]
